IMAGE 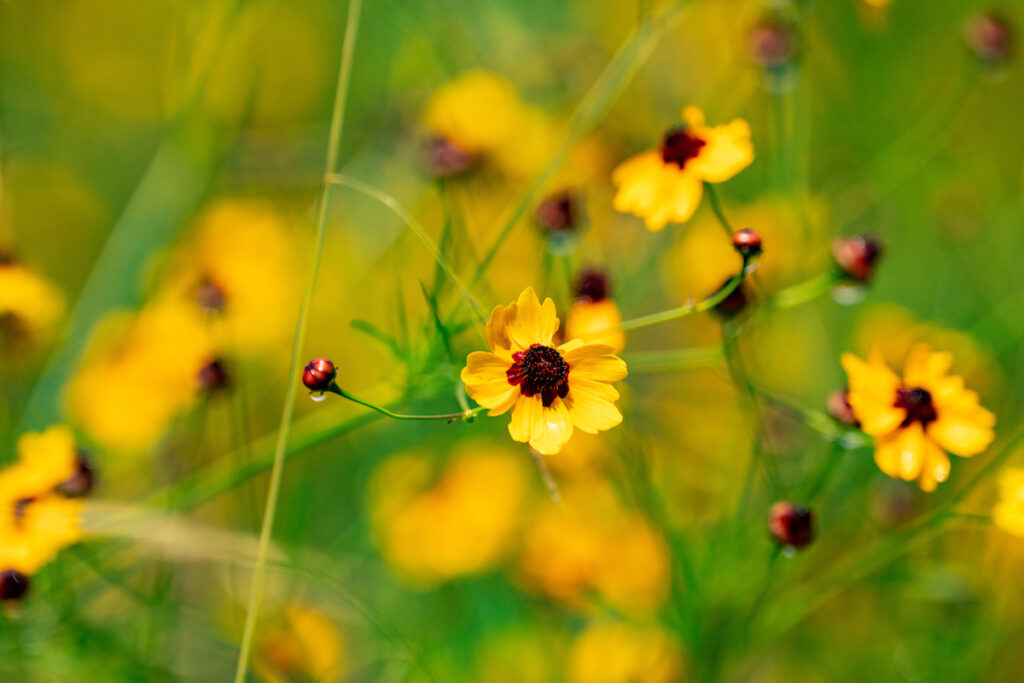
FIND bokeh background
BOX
[1,0,1023,680]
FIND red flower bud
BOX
[965,13,1012,63]
[574,267,611,303]
[422,137,474,177]
[302,358,337,392]
[535,190,581,234]
[748,20,797,68]
[197,359,231,392]
[732,228,763,258]
[768,501,814,549]
[832,235,882,282]
[0,569,30,601]
[826,389,859,427]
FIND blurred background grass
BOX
[1,0,1023,680]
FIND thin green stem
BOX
[328,384,484,422]
[704,183,735,238]
[233,1,362,680]
[770,271,839,309]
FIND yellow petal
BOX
[841,351,904,435]
[682,105,706,128]
[916,437,951,492]
[874,424,926,481]
[485,304,514,355]
[566,379,623,434]
[612,152,702,231]
[902,344,953,389]
[564,345,628,383]
[508,394,541,444]
[927,408,995,457]
[460,353,518,416]
[506,287,558,349]
[688,119,754,183]
[529,399,574,455]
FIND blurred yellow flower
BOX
[519,476,669,613]
[66,298,215,454]
[0,260,65,347]
[613,106,753,231]
[994,467,1024,537]
[842,344,996,491]
[461,287,628,455]
[369,447,529,584]
[0,426,85,576]
[255,605,346,683]
[566,269,626,352]
[569,622,684,683]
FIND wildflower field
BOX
[2,0,1023,680]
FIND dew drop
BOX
[309,393,327,403]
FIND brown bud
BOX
[56,451,95,498]
[826,389,859,427]
[748,20,797,68]
[535,190,581,234]
[732,228,763,258]
[196,280,226,313]
[0,569,30,601]
[302,358,337,392]
[965,13,1012,63]
[574,268,610,303]
[197,359,231,392]
[422,137,474,177]
[832,235,882,282]
[713,279,750,318]
[768,501,814,549]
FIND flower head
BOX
[612,106,753,231]
[994,467,1024,537]
[0,260,65,350]
[566,269,626,353]
[461,288,627,455]
[841,344,995,491]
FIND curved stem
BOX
[328,385,485,422]
[233,1,362,680]
[704,183,735,238]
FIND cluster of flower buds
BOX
[768,501,814,549]
[303,357,338,394]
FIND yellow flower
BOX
[568,622,684,683]
[993,467,1024,537]
[424,70,523,156]
[612,106,753,231]
[0,426,85,575]
[369,446,529,584]
[0,260,65,346]
[842,344,996,491]
[255,605,346,683]
[461,287,628,455]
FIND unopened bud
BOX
[302,358,337,393]
[832,235,882,282]
[574,267,610,303]
[422,137,473,177]
[0,569,30,601]
[196,280,226,313]
[748,20,797,68]
[535,190,581,234]
[768,501,814,549]
[197,358,231,392]
[826,389,859,427]
[965,13,1012,63]
[732,228,763,258]
[56,451,95,498]
[713,279,750,318]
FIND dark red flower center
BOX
[895,387,937,426]
[661,128,706,168]
[506,344,570,407]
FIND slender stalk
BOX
[327,384,484,422]
[704,183,735,238]
[770,271,839,309]
[232,1,362,680]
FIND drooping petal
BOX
[529,399,574,455]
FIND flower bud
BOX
[197,358,231,392]
[826,389,859,427]
[0,569,30,601]
[768,501,813,549]
[574,267,610,303]
[196,279,226,313]
[732,228,763,258]
[302,358,337,392]
[56,451,96,498]
[832,235,882,282]
[965,13,1012,63]
[712,279,750,318]
[748,20,797,68]
[535,190,581,234]
[422,137,473,177]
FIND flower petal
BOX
[902,344,953,390]
[874,423,927,482]
[529,399,574,455]
[505,287,558,349]
[566,380,623,434]
[841,351,904,436]
[927,408,996,457]
[688,118,754,183]
[565,346,628,383]
[916,437,951,492]
[508,394,541,444]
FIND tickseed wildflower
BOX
[565,269,626,353]
[612,106,753,231]
[0,258,65,349]
[461,287,627,455]
[568,622,684,683]
[993,467,1024,537]
[842,344,996,491]
[255,605,347,683]
[0,426,89,598]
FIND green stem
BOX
[704,183,735,238]
[233,1,362,680]
[328,384,484,422]
[770,271,839,309]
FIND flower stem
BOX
[770,271,840,309]
[233,1,362,680]
[704,183,735,238]
[327,385,485,422]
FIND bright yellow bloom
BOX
[256,605,346,683]
[612,106,753,231]
[369,447,529,584]
[0,426,85,575]
[461,287,628,455]
[569,622,684,683]
[0,261,65,346]
[566,298,626,352]
[424,70,522,155]
[994,467,1024,537]
[842,344,996,491]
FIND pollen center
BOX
[506,344,570,407]
[895,387,937,426]
[661,128,707,168]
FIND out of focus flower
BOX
[255,605,346,683]
[965,13,1012,64]
[369,447,529,584]
[0,427,87,592]
[833,235,882,283]
[475,627,564,683]
[519,476,669,613]
[842,345,996,491]
[161,199,301,354]
[565,269,626,352]
[568,621,684,683]
[827,389,859,427]
[461,287,627,455]
[535,189,582,235]
[612,106,753,231]
[748,18,798,69]
[768,501,814,549]
[994,468,1024,537]
[0,258,65,349]
[67,298,215,454]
